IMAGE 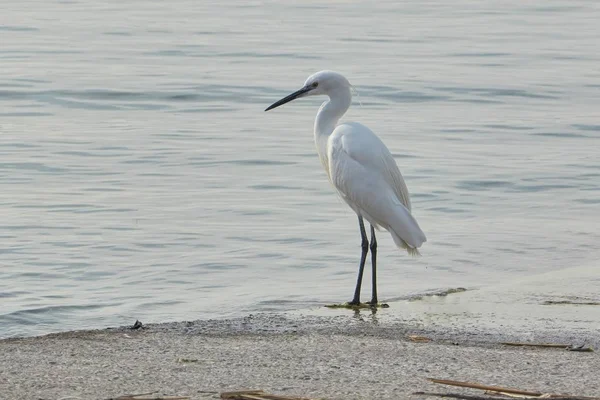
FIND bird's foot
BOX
[365,299,390,308]
[366,300,390,309]
[324,302,389,310]
[324,302,371,310]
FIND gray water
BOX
[1,1,599,339]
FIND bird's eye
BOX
[312,82,319,88]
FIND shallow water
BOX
[1,0,599,338]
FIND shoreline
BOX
[1,312,599,400]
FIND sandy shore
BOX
[1,313,599,400]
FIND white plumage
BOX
[327,122,426,255]
[266,70,426,305]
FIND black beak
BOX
[265,86,312,111]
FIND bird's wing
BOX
[333,122,411,210]
[327,123,426,252]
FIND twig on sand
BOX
[106,392,189,400]
[221,390,265,397]
[500,343,593,352]
[501,342,571,349]
[414,392,598,400]
[414,392,510,400]
[425,378,600,400]
[408,335,432,342]
[428,378,542,397]
[543,300,600,306]
[220,390,317,400]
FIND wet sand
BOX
[1,313,598,400]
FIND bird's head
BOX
[265,70,351,111]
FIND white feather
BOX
[327,122,427,255]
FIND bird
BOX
[265,70,426,306]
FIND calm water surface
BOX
[1,1,599,338]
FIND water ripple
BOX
[2,0,599,339]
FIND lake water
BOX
[1,0,599,339]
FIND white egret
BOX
[265,71,426,306]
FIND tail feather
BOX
[385,197,426,256]
[391,229,423,257]
[353,188,426,256]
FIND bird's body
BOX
[266,70,426,305]
[322,121,425,256]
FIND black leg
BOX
[369,225,378,304]
[350,216,369,305]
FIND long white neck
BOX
[314,86,352,171]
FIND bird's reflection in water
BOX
[352,307,379,324]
